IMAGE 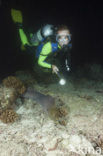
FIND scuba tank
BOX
[30,24,56,46]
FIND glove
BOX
[52,65,59,74]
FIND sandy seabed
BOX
[1,68,103,156]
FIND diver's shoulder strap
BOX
[51,43,58,52]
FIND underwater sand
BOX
[1,65,103,156]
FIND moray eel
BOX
[21,87,55,112]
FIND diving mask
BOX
[56,34,71,43]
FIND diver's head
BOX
[56,25,71,47]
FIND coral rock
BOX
[0,109,18,123]
[48,104,69,126]
[0,87,17,110]
[2,76,26,95]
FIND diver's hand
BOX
[52,65,59,74]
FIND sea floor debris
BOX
[0,67,103,155]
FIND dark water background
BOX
[0,1,103,78]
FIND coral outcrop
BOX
[0,76,25,124]
[0,109,18,123]
[2,76,26,95]
[48,98,70,126]
[0,87,17,110]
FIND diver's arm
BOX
[38,56,59,74]
[38,42,52,68]
[38,42,59,74]
[38,55,52,68]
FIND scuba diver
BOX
[11,9,72,80]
